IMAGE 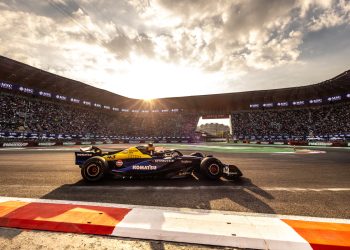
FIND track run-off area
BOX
[0,143,349,219]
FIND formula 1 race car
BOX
[75,144,243,182]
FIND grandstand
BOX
[232,102,350,140]
[0,56,349,143]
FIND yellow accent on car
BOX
[102,147,152,161]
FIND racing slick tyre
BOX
[81,157,107,182]
[200,157,223,180]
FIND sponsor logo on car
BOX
[76,153,92,157]
[105,155,115,160]
[181,160,192,164]
[116,160,123,167]
[154,159,174,163]
[132,165,157,170]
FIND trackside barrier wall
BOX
[289,141,309,146]
[0,140,193,147]
[0,140,348,147]
[234,140,349,147]
[243,140,287,145]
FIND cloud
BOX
[0,0,80,20]
[105,31,154,59]
[307,0,350,31]
[105,32,133,59]
[150,0,302,72]
[0,0,349,98]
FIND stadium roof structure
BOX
[0,56,136,108]
[160,71,350,112]
[0,56,349,112]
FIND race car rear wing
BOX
[75,151,95,166]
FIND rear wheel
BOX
[200,157,223,180]
[81,158,106,182]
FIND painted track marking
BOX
[0,200,131,235]
[1,197,349,249]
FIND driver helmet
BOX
[146,143,155,153]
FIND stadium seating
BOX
[0,92,198,139]
[231,103,350,139]
[1,91,349,142]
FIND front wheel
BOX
[200,157,223,180]
[81,157,106,182]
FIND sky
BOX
[0,0,349,99]
[197,117,231,127]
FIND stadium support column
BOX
[228,115,233,143]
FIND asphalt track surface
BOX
[0,145,349,219]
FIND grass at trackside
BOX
[157,143,296,154]
[157,141,350,153]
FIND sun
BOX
[143,98,154,102]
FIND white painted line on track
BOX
[1,184,349,192]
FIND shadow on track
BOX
[41,176,275,214]
[0,227,22,240]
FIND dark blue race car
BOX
[75,144,243,182]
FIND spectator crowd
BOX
[232,103,350,138]
[0,92,198,138]
[1,91,349,141]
